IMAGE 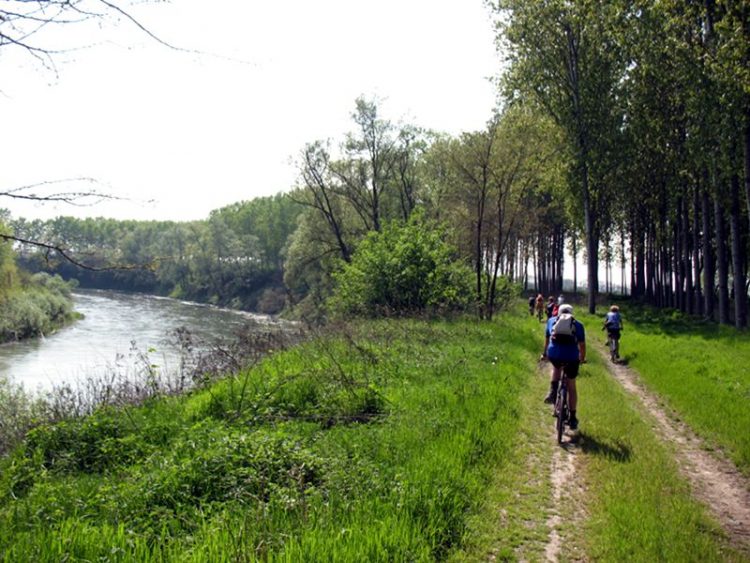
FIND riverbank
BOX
[0,273,77,344]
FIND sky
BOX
[0,0,500,223]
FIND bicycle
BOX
[605,330,620,362]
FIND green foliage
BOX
[330,213,473,316]
[0,221,18,296]
[12,194,302,314]
[0,272,75,342]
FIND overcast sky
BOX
[1,0,500,222]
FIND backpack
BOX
[551,313,577,345]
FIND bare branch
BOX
[0,177,126,206]
[1,233,153,272]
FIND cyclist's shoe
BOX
[568,415,579,430]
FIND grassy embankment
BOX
[0,316,538,561]
[0,305,744,561]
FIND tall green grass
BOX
[584,305,750,474]
[0,316,538,561]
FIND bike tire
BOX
[555,387,567,444]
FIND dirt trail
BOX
[538,363,588,562]
[601,352,750,554]
[544,444,577,561]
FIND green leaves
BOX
[330,213,472,317]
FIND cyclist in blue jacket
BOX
[541,304,586,430]
[603,305,623,359]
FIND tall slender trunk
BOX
[744,107,750,230]
[571,232,578,293]
[730,173,747,328]
[715,194,730,324]
[674,203,683,312]
[702,187,715,320]
[681,194,692,313]
[620,230,627,295]
[692,182,702,314]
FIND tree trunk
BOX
[702,187,715,320]
[730,173,747,328]
[744,106,750,231]
[693,182,702,315]
[715,194,730,324]
[571,232,578,293]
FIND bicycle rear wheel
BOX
[555,387,567,444]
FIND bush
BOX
[330,213,473,317]
[0,273,75,342]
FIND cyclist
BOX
[541,303,586,430]
[545,295,555,319]
[534,293,545,321]
[602,305,623,359]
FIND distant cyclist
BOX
[603,305,623,359]
[541,304,586,430]
[534,294,545,321]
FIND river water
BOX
[0,289,281,393]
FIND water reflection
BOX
[0,289,279,393]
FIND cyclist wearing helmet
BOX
[541,303,586,430]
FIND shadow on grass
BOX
[577,432,632,462]
[618,305,743,342]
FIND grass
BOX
[582,304,750,475]
[1,303,747,561]
[572,349,742,562]
[0,315,538,561]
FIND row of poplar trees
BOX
[493,0,750,327]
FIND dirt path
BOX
[544,443,577,561]
[537,364,588,563]
[600,351,750,554]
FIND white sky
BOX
[1,0,500,222]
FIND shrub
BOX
[330,213,473,317]
[0,273,75,342]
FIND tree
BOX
[494,0,627,313]
[425,104,566,318]
[330,212,473,317]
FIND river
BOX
[0,289,282,393]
